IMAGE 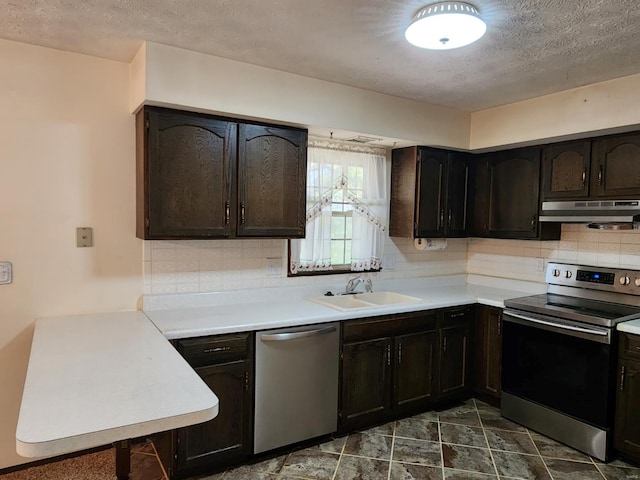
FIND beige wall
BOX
[0,39,141,469]
[470,73,640,150]
[130,42,471,150]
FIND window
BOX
[289,142,388,276]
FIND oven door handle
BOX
[504,311,610,340]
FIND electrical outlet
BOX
[266,258,282,276]
[535,257,545,272]
[0,262,13,284]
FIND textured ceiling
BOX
[2,0,640,111]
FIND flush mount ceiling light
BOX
[405,1,487,50]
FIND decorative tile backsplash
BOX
[143,236,469,295]
[467,224,640,283]
[143,225,640,294]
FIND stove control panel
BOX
[547,262,640,296]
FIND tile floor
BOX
[3,399,640,480]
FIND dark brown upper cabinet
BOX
[237,124,307,237]
[390,146,470,238]
[541,140,591,199]
[470,147,560,240]
[542,133,640,201]
[591,133,640,198]
[136,106,307,240]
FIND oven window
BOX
[502,320,614,428]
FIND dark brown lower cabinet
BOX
[339,307,473,433]
[474,305,502,402]
[339,312,438,432]
[157,334,254,479]
[614,332,640,463]
[437,306,473,401]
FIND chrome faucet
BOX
[345,275,373,294]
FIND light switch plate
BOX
[76,227,93,247]
[535,257,545,272]
[0,262,13,284]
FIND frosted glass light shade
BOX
[405,2,487,50]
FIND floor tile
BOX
[279,448,339,480]
[441,444,495,475]
[395,417,439,441]
[392,437,442,467]
[443,470,497,479]
[229,454,288,475]
[440,423,487,448]
[485,429,538,454]
[412,410,439,422]
[222,470,275,480]
[390,461,443,479]
[491,450,552,480]
[438,403,482,427]
[343,432,392,460]
[596,464,640,480]
[529,431,591,462]
[315,435,346,454]
[544,458,606,480]
[479,413,527,432]
[334,455,389,480]
[130,450,166,480]
[365,421,395,436]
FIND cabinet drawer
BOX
[177,333,251,367]
[621,332,640,358]
[343,312,436,342]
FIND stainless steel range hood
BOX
[540,200,640,229]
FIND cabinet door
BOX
[340,337,392,431]
[487,148,541,239]
[438,311,472,399]
[542,141,591,199]
[143,107,236,239]
[474,306,502,398]
[177,359,252,470]
[237,124,307,237]
[615,357,640,461]
[394,331,437,414]
[445,153,470,237]
[592,134,640,197]
[415,148,448,238]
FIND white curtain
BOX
[290,142,388,274]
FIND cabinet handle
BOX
[225,202,230,225]
[240,202,246,224]
[244,371,249,391]
[443,336,447,353]
[581,169,586,186]
[497,315,502,336]
[440,210,445,230]
[598,166,603,186]
[450,311,466,318]
[448,209,452,229]
[386,344,391,366]
[398,342,402,365]
[530,215,536,231]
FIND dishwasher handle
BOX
[260,325,337,342]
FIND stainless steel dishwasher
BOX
[254,322,339,454]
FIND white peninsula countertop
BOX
[618,319,640,335]
[145,276,544,340]
[16,311,219,458]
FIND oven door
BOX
[502,309,615,429]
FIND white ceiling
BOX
[2,0,640,111]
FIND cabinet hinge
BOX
[145,217,150,228]
[244,371,249,391]
[145,119,150,129]
[620,365,626,391]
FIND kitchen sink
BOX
[305,292,424,311]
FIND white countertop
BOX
[16,311,219,458]
[618,319,640,335]
[146,277,541,340]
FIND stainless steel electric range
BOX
[502,262,640,461]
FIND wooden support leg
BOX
[114,439,131,480]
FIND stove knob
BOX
[620,276,631,286]
[565,271,572,279]
[635,278,640,287]
[552,269,561,277]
